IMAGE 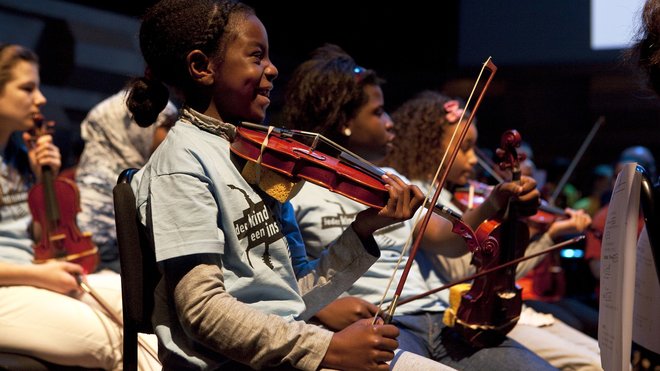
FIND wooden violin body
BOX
[27,116,98,273]
[231,123,389,208]
[449,215,528,347]
[447,129,529,347]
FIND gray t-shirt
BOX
[290,169,447,314]
[133,108,378,369]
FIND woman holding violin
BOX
[387,90,602,370]
[284,44,555,370]
[0,43,160,370]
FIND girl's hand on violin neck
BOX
[490,175,540,217]
[547,208,592,240]
[323,318,399,371]
[22,132,61,180]
[313,296,379,332]
[31,261,84,296]
[353,172,425,237]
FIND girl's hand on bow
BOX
[322,317,399,371]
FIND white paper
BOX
[598,163,641,371]
[632,227,660,354]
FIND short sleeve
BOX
[150,173,225,261]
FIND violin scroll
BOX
[495,129,525,180]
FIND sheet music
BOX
[598,163,641,371]
[633,226,660,354]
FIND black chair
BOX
[0,353,49,370]
[113,168,161,371]
[0,353,104,371]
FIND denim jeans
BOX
[392,312,558,371]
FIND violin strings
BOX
[287,128,381,175]
[373,58,493,322]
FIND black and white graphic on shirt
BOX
[228,184,283,269]
[320,200,405,236]
[320,201,359,229]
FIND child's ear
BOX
[187,50,215,86]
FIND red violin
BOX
[446,129,530,347]
[27,115,99,273]
[230,122,390,209]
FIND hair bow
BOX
[443,100,464,124]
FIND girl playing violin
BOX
[387,90,602,370]
[0,43,158,370]
[127,1,425,370]
[283,44,555,370]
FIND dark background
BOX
[8,0,660,195]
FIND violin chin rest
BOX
[241,161,305,203]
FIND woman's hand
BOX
[352,172,424,239]
[314,296,380,331]
[23,133,61,182]
[31,261,84,296]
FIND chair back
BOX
[113,168,161,371]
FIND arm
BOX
[280,201,380,315]
[167,255,333,370]
[516,208,592,278]
[297,223,379,319]
[293,173,423,319]
[169,256,399,371]
[419,176,540,281]
[419,197,500,258]
[0,261,83,295]
[312,296,379,331]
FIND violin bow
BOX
[376,57,498,324]
[548,116,605,206]
[75,275,161,365]
[394,235,585,306]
